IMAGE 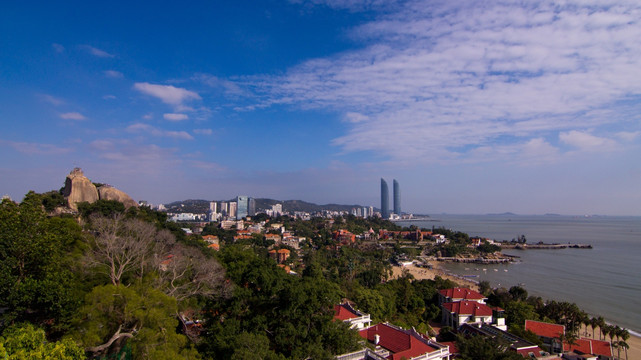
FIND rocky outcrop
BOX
[98,186,138,209]
[62,168,138,211]
[63,168,99,210]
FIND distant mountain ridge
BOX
[164,198,374,214]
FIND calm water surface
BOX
[398,215,641,334]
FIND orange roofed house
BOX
[438,288,487,305]
[268,248,290,264]
[524,320,565,353]
[441,300,493,329]
[334,302,371,330]
[357,323,451,360]
[563,338,612,360]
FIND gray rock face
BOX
[98,186,138,209]
[62,168,99,210]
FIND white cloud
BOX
[133,82,201,109]
[616,131,640,141]
[142,113,153,120]
[104,70,123,78]
[0,139,72,155]
[103,95,116,100]
[163,113,189,121]
[126,123,194,140]
[559,130,618,151]
[52,43,64,53]
[59,112,86,120]
[189,160,226,171]
[247,0,641,164]
[194,128,213,135]
[344,112,369,123]
[39,94,64,106]
[82,45,115,58]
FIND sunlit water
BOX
[398,215,641,334]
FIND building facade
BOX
[393,179,401,215]
[381,178,390,219]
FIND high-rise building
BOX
[228,202,237,219]
[248,197,256,217]
[393,179,401,215]
[236,196,249,219]
[381,178,390,219]
[209,201,217,213]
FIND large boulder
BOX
[98,186,138,209]
[62,168,99,211]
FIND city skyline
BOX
[1,1,641,216]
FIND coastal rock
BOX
[98,186,138,209]
[62,168,99,211]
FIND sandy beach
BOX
[391,262,640,359]
[390,262,479,291]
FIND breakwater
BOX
[500,243,592,249]
[436,257,513,264]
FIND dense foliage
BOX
[1,191,630,359]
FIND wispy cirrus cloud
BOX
[163,113,189,121]
[81,45,115,58]
[560,130,618,152]
[0,139,72,155]
[193,128,213,135]
[59,112,86,120]
[38,94,64,106]
[104,70,123,78]
[133,82,201,111]
[126,123,194,140]
[249,0,641,164]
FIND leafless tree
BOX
[85,214,172,285]
[154,244,230,301]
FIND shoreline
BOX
[390,262,641,358]
[390,262,479,291]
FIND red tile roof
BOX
[524,320,565,339]
[440,341,459,354]
[334,304,359,321]
[515,345,544,358]
[439,288,485,301]
[442,301,492,316]
[359,323,443,360]
[588,338,613,357]
[563,338,612,357]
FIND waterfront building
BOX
[441,300,493,328]
[381,178,390,219]
[393,179,401,215]
[359,323,450,360]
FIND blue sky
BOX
[1,0,640,215]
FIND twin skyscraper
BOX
[380,178,400,219]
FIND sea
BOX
[397,214,641,335]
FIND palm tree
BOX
[597,316,606,340]
[612,340,620,360]
[590,317,598,339]
[618,339,630,360]
[619,328,630,360]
